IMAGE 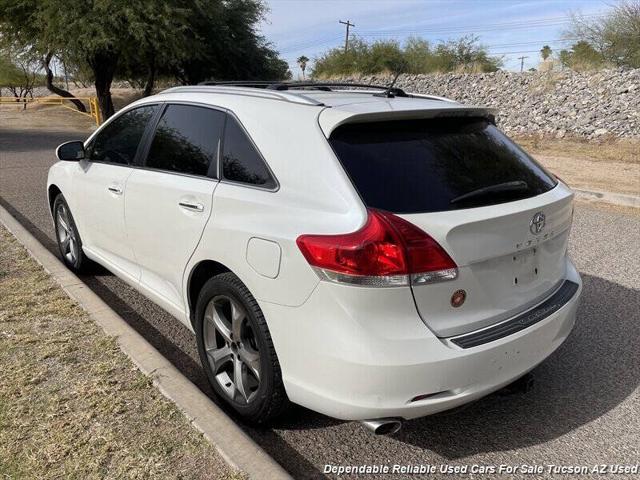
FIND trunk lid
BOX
[402,184,573,337]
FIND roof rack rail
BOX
[198,80,409,97]
[160,84,326,106]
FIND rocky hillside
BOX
[335,68,640,138]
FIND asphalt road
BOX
[1,127,639,479]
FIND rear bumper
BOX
[261,258,582,421]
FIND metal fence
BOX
[0,96,101,126]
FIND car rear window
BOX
[329,117,557,213]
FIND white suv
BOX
[47,82,581,433]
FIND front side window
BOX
[329,117,557,213]
[88,105,157,165]
[222,116,276,189]
[145,104,224,177]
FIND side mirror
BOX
[56,141,85,161]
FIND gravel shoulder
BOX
[0,226,243,480]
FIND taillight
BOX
[296,209,457,287]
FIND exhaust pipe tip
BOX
[361,418,403,435]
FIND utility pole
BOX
[339,20,355,53]
[518,56,528,72]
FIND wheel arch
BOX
[187,259,232,327]
[48,184,62,214]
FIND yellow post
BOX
[90,97,101,126]
[95,97,102,126]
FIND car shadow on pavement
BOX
[393,273,639,458]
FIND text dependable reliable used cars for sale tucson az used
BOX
[47,82,582,435]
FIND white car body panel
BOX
[47,86,582,422]
[125,168,217,317]
[77,162,140,279]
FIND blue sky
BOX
[259,0,617,76]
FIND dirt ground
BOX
[0,226,243,480]
[515,136,639,196]
[1,101,638,198]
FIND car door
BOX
[78,104,159,280]
[124,103,224,317]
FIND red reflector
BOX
[296,209,456,278]
[451,289,467,308]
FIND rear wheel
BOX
[195,272,288,424]
[53,194,91,273]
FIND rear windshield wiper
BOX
[450,180,529,205]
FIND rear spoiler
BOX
[318,105,497,137]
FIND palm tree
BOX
[297,55,309,79]
[540,45,553,60]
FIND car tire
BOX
[53,193,92,273]
[195,272,289,424]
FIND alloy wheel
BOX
[55,203,78,265]
[203,295,262,404]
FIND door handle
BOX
[178,201,204,212]
[107,186,123,195]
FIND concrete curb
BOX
[574,188,640,209]
[0,205,291,480]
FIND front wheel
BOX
[53,194,91,273]
[195,272,288,424]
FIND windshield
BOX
[329,117,557,213]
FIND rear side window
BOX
[222,116,276,189]
[88,105,157,165]
[145,104,224,177]
[329,117,557,213]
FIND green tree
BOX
[0,0,190,118]
[431,35,502,73]
[175,0,288,85]
[403,37,434,73]
[312,35,501,77]
[0,0,288,119]
[0,50,43,98]
[556,41,606,70]
[0,55,24,96]
[565,0,640,68]
[540,45,552,60]
[297,55,309,79]
[558,49,572,69]
[569,40,606,70]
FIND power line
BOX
[356,13,605,36]
[279,35,343,54]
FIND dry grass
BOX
[514,136,639,196]
[514,135,639,164]
[0,227,244,480]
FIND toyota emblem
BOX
[529,212,546,235]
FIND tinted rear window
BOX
[329,118,557,213]
[222,115,276,189]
